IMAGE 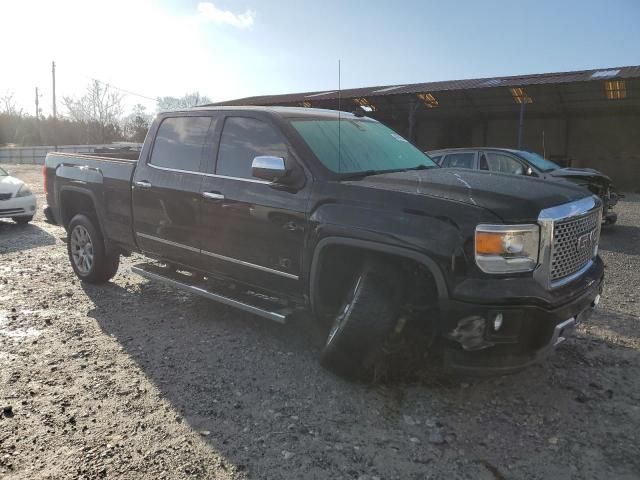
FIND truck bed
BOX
[45,152,139,252]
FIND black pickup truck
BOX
[43,107,604,377]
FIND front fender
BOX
[308,202,464,260]
[305,201,471,314]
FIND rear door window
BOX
[216,117,288,179]
[149,116,213,172]
[441,152,475,169]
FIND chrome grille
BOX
[551,210,600,281]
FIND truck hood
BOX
[353,168,590,223]
[0,175,24,196]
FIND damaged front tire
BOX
[320,261,401,379]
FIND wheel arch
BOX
[309,236,448,315]
[58,186,103,232]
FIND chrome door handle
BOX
[134,180,152,189]
[284,220,301,232]
[202,192,225,200]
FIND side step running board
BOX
[131,264,290,324]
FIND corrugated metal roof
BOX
[212,65,640,106]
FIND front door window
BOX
[486,153,525,175]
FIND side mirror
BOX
[252,156,287,182]
[526,166,534,176]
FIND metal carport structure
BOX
[211,66,640,190]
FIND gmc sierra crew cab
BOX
[43,107,604,377]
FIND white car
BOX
[0,166,37,224]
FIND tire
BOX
[320,262,401,379]
[13,216,33,224]
[67,214,120,284]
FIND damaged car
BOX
[428,147,619,226]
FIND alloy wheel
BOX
[70,225,94,274]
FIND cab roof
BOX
[167,105,373,121]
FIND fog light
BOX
[492,312,503,331]
[447,315,489,351]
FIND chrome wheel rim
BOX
[326,275,362,346]
[70,225,94,274]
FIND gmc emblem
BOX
[576,229,596,253]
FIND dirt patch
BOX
[1,164,639,479]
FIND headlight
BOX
[475,224,539,273]
[15,184,32,197]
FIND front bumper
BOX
[0,194,37,219]
[440,264,604,374]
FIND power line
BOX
[56,66,157,101]
[47,61,160,102]
[83,76,157,102]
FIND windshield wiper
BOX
[336,168,404,181]
[337,170,384,181]
[401,164,437,171]
[336,165,436,181]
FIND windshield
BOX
[519,151,562,172]
[290,118,436,175]
[0,167,7,176]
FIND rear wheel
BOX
[67,214,120,283]
[320,261,401,379]
[12,216,33,224]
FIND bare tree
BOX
[156,92,212,112]
[122,104,152,143]
[63,80,125,143]
[1,91,21,115]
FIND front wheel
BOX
[320,261,401,379]
[67,214,120,283]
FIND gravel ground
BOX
[1,164,639,480]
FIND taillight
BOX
[42,164,48,195]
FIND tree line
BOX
[0,82,212,147]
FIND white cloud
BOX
[0,0,265,115]
[197,2,256,28]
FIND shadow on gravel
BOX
[0,221,56,254]
[80,280,347,476]
[584,309,640,347]
[599,224,640,256]
[618,193,640,203]
[78,278,640,479]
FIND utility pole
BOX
[52,61,57,149]
[517,97,526,149]
[35,87,40,120]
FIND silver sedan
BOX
[0,166,37,224]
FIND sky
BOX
[1,0,639,117]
